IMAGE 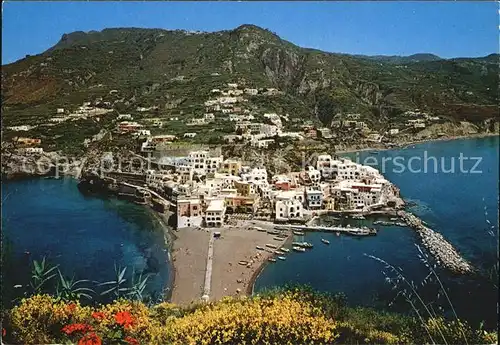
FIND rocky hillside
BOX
[2,24,498,129]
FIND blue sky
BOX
[2,1,498,64]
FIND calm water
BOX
[255,136,499,328]
[1,178,170,306]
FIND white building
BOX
[332,180,384,210]
[7,125,33,131]
[241,167,268,183]
[316,154,335,179]
[305,166,321,184]
[274,190,304,221]
[205,199,226,227]
[25,147,44,154]
[117,114,133,120]
[251,139,274,148]
[260,124,279,136]
[134,129,151,137]
[305,186,323,209]
[176,199,203,229]
[389,129,400,135]
[244,88,258,96]
[205,156,223,174]
[56,108,65,114]
[204,113,215,121]
[331,159,381,181]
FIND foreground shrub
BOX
[157,293,339,344]
[4,292,497,345]
[9,294,91,344]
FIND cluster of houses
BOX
[138,150,399,229]
[49,102,113,124]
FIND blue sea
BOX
[255,136,499,328]
[1,178,170,306]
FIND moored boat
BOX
[273,237,285,241]
[280,248,290,253]
[293,231,305,236]
[321,238,330,245]
[256,246,264,250]
[277,256,286,260]
[238,261,248,265]
[293,246,306,252]
[268,258,277,263]
[266,243,278,249]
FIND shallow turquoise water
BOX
[1,178,170,306]
[255,136,499,328]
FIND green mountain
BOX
[2,25,498,131]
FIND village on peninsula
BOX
[39,81,468,304]
[4,32,495,304]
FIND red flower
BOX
[91,311,106,321]
[78,332,102,345]
[115,311,135,329]
[124,336,139,345]
[66,303,77,313]
[62,323,93,335]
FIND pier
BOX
[202,232,215,302]
[284,224,377,236]
[398,211,474,274]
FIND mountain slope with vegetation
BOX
[2,25,497,127]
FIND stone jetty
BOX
[398,211,474,274]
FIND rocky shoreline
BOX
[398,211,474,274]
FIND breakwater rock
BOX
[398,211,474,274]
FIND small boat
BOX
[321,239,330,245]
[238,261,248,265]
[280,248,290,253]
[390,217,398,221]
[274,250,286,255]
[266,243,278,249]
[268,258,277,263]
[292,241,302,246]
[373,220,383,225]
[267,230,280,235]
[277,256,286,261]
[293,246,306,252]
[347,228,371,236]
[273,237,285,241]
[274,226,288,230]
[336,232,340,236]
[293,231,305,236]
[301,242,313,248]
[352,215,365,220]
[256,246,265,250]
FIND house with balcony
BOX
[176,198,203,229]
[204,199,226,227]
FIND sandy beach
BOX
[169,227,211,305]
[166,218,291,305]
[210,220,288,301]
